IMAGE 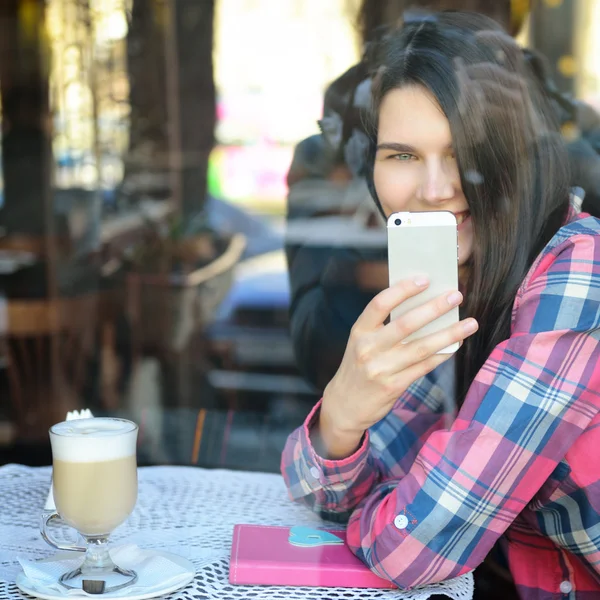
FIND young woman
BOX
[281,12,600,599]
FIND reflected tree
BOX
[122,0,169,204]
[0,0,53,236]
[123,0,216,220]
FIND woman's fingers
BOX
[375,289,464,350]
[387,351,452,393]
[352,277,430,332]
[402,317,479,359]
[365,316,479,384]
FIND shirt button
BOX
[309,466,320,479]
[394,515,409,530]
[560,581,572,594]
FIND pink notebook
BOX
[229,524,396,589]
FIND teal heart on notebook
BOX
[288,526,344,547]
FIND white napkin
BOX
[18,544,194,597]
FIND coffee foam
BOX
[50,418,137,462]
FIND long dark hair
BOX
[365,12,571,403]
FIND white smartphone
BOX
[387,210,460,354]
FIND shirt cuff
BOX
[299,399,371,487]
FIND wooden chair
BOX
[125,233,246,407]
[4,294,98,442]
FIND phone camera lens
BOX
[394,218,402,226]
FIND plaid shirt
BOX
[281,211,600,599]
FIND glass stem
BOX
[80,535,115,575]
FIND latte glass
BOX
[41,418,138,593]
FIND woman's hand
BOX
[316,278,478,459]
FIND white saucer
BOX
[16,550,195,600]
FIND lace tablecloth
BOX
[0,464,473,600]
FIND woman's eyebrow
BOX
[376,142,416,152]
[376,142,454,152]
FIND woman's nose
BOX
[418,162,455,203]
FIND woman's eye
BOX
[391,153,415,161]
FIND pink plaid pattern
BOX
[282,213,600,598]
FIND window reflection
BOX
[1,0,599,474]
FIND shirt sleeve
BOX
[280,360,454,521]
[345,232,600,589]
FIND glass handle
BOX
[40,512,86,552]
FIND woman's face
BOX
[374,84,473,265]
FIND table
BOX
[0,464,474,600]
